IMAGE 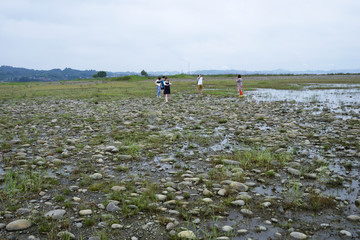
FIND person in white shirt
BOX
[154,77,161,97]
[197,74,203,95]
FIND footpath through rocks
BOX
[0,94,359,239]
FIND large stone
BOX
[45,209,66,220]
[6,219,31,231]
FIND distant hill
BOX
[0,66,99,82]
[1,65,359,82]
[0,66,142,82]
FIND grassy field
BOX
[0,74,359,100]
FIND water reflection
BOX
[251,84,360,105]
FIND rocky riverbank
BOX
[0,92,359,239]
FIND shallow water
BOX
[251,84,360,105]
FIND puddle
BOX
[251,84,360,105]
[249,85,360,122]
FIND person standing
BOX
[197,74,203,95]
[164,77,172,103]
[155,77,161,97]
[236,74,243,97]
[160,76,166,96]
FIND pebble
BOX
[287,167,301,176]
[241,209,253,216]
[0,223,6,229]
[289,231,307,239]
[57,231,75,239]
[111,186,126,191]
[237,229,248,234]
[231,200,245,206]
[203,189,212,196]
[222,225,233,232]
[156,194,167,201]
[178,230,196,239]
[106,202,121,212]
[339,230,352,238]
[79,209,92,216]
[218,189,227,196]
[229,181,249,192]
[111,224,123,229]
[166,222,175,230]
[202,198,213,203]
[16,208,31,215]
[346,215,360,222]
[89,173,102,180]
[255,225,267,232]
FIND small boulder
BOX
[45,209,66,220]
[6,219,31,231]
[178,230,196,239]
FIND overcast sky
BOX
[1,0,359,72]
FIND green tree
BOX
[97,71,107,78]
[140,70,148,77]
[93,71,107,78]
